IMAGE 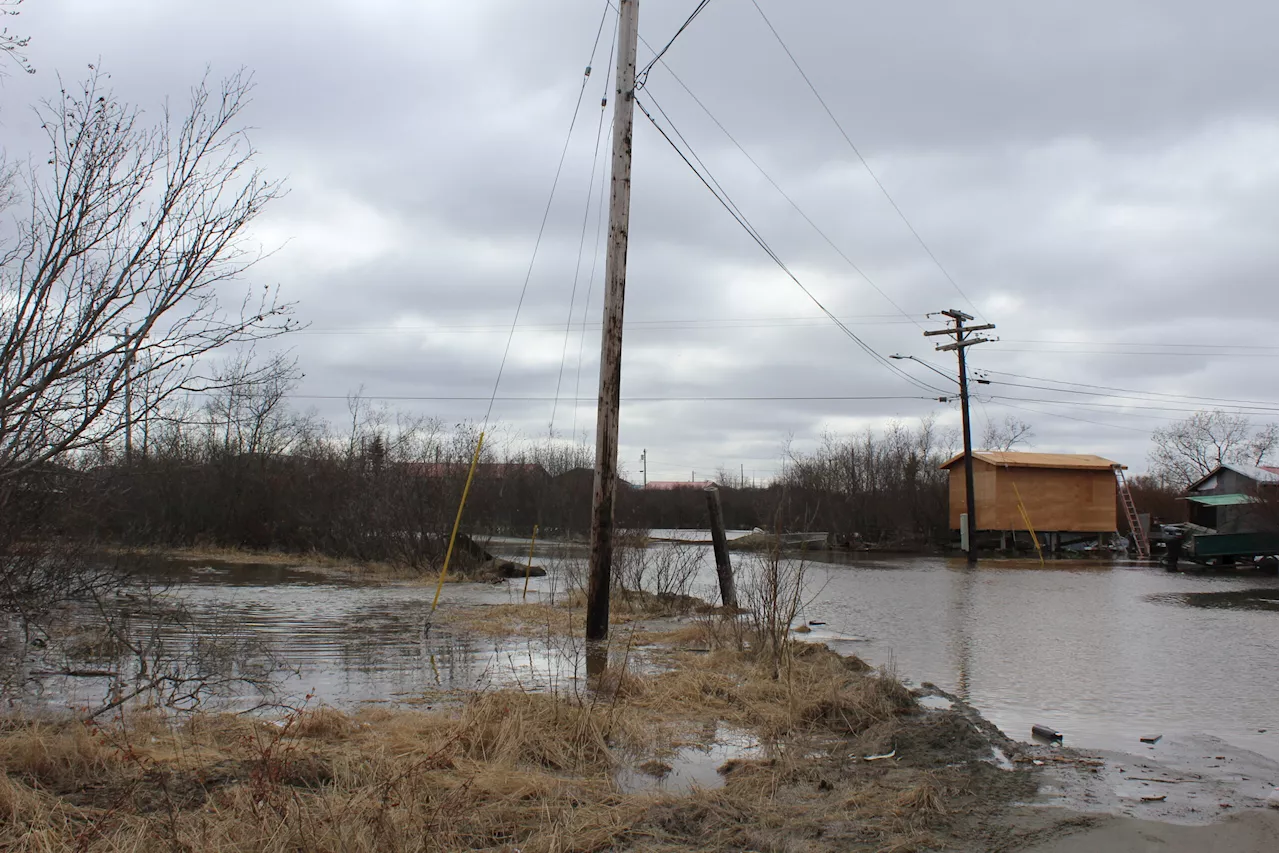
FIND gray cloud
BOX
[5,0,1276,481]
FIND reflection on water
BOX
[1146,587,1278,611]
[8,558,633,714]
[8,547,1277,761]
[796,555,1278,757]
[616,723,762,793]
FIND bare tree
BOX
[0,68,294,481]
[0,0,33,76]
[1148,409,1278,489]
[981,415,1034,451]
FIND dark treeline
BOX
[772,417,956,545]
[27,362,973,564]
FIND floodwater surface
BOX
[792,555,1278,757]
[12,546,1278,762]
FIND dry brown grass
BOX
[0,718,112,790]
[445,601,581,637]
[114,544,439,581]
[635,643,914,740]
[0,632,1029,852]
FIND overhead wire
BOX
[570,13,620,439]
[997,339,1276,350]
[296,314,926,335]
[983,379,1278,411]
[483,0,613,427]
[746,0,984,321]
[282,393,937,403]
[967,371,1280,409]
[986,395,1270,417]
[428,0,612,620]
[990,348,1273,358]
[640,67,927,331]
[985,399,1153,435]
[550,10,617,434]
[633,92,949,397]
[635,0,714,89]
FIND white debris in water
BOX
[918,694,954,711]
[989,746,1015,771]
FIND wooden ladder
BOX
[1113,465,1150,559]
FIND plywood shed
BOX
[939,451,1120,534]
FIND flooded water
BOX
[795,555,1278,758]
[9,544,1277,763]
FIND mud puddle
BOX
[616,724,764,793]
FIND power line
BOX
[633,93,948,397]
[643,85,927,332]
[990,348,1273,357]
[998,339,1277,351]
[572,57,617,439]
[988,394,1273,416]
[985,380,1278,411]
[484,0,613,426]
[746,0,984,320]
[635,0,714,89]
[978,368,1278,409]
[551,27,615,434]
[987,399,1152,435]
[282,394,937,403]
[626,17,930,332]
[294,315,926,335]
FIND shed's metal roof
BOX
[1182,493,1259,507]
[1187,462,1280,491]
[939,451,1121,471]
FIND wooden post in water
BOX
[704,486,737,608]
[586,0,640,642]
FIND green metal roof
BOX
[1182,493,1257,506]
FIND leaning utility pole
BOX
[586,0,640,642]
[925,310,995,565]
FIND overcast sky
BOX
[6,0,1278,481]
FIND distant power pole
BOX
[925,309,995,565]
[640,449,647,487]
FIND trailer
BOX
[1187,531,1279,563]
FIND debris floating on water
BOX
[1139,733,1162,744]
[1031,724,1063,742]
[1141,794,1167,803]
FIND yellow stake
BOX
[430,431,485,613]
[1011,482,1045,567]
[522,524,540,601]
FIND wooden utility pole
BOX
[586,0,640,642]
[925,310,995,565]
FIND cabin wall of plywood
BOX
[947,460,1118,532]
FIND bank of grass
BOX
[0,632,1035,853]
[106,543,497,583]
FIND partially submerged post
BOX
[704,486,737,608]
